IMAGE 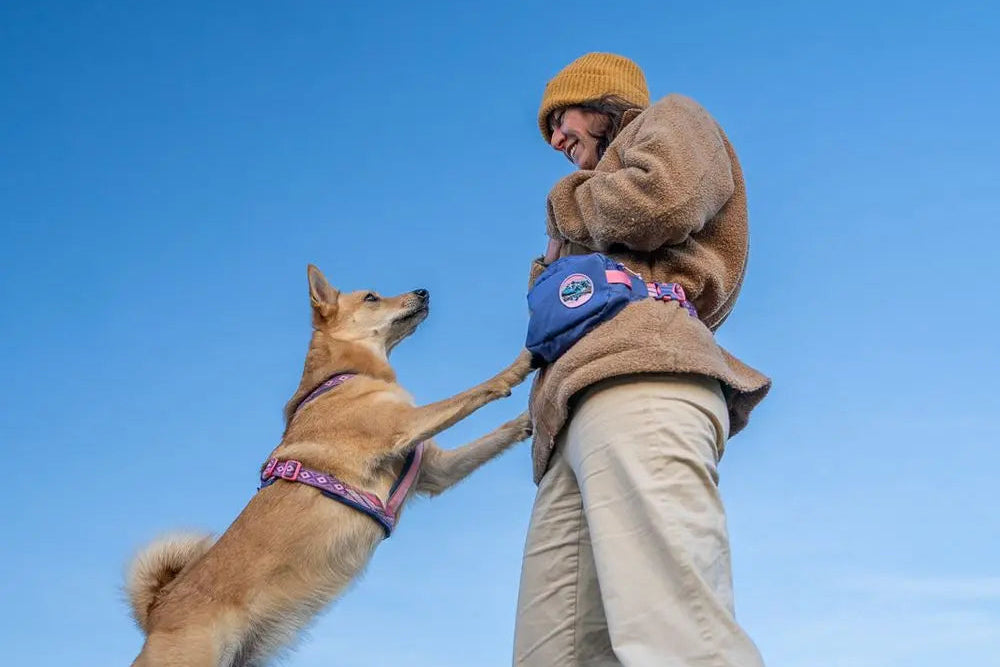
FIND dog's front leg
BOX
[392,350,533,452]
[417,412,532,496]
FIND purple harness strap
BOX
[290,372,354,415]
[259,373,424,538]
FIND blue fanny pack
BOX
[526,254,646,365]
[525,253,698,366]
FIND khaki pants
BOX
[513,374,764,667]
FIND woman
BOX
[514,53,771,666]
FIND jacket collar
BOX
[621,107,643,130]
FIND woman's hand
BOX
[543,237,564,264]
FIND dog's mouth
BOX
[395,303,429,325]
[386,303,429,351]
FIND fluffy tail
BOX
[125,532,215,633]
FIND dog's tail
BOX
[125,532,215,633]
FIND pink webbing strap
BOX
[607,268,701,318]
[386,442,425,515]
[605,269,632,286]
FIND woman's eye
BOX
[364,293,379,303]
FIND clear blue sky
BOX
[2,1,998,665]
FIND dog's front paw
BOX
[486,351,536,400]
[504,412,533,441]
[502,350,535,387]
[487,382,514,400]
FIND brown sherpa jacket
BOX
[528,93,771,484]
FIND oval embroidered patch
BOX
[559,273,594,308]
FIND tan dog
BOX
[126,264,534,666]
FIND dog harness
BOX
[259,373,424,538]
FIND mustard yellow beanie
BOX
[538,52,650,143]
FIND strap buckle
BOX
[647,282,687,302]
[276,459,302,481]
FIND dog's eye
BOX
[363,293,379,303]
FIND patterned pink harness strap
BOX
[258,373,424,538]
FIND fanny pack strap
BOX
[645,281,698,317]
[605,269,632,285]
[605,269,697,317]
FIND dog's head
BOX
[306,264,429,357]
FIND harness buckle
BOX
[648,282,686,302]
[277,460,302,481]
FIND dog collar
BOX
[293,373,356,416]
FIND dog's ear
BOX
[307,264,339,319]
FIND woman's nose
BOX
[550,127,567,151]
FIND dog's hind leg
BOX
[392,351,533,451]
[416,412,532,496]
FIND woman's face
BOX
[549,107,609,170]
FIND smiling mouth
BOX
[564,140,579,164]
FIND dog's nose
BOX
[413,289,429,301]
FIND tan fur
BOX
[127,265,534,667]
[126,533,216,632]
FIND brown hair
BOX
[548,95,642,159]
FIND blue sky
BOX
[2,1,998,665]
